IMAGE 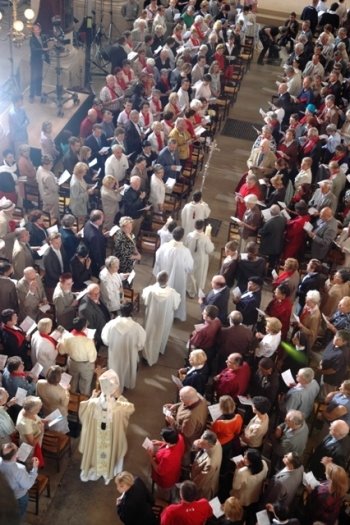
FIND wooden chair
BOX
[172,182,191,202]
[163,195,181,219]
[24,182,41,209]
[138,230,160,264]
[42,430,72,473]
[223,85,239,106]
[227,221,241,242]
[123,287,140,312]
[28,474,51,515]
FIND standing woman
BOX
[69,162,91,220]
[114,216,141,274]
[115,471,157,525]
[40,121,60,162]
[101,175,123,230]
[36,155,59,223]
[29,23,49,103]
[16,396,45,467]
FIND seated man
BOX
[213,353,251,400]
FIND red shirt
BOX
[236,183,262,220]
[215,362,251,398]
[160,499,212,525]
[152,434,185,488]
[190,318,222,350]
[265,297,293,340]
[80,117,94,139]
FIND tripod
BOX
[42,46,79,117]
[90,0,110,76]
[106,0,121,44]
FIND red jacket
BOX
[160,499,212,525]
[152,434,185,488]
[214,362,251,398]
[266,297,293,340]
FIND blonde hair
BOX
[23,395,42,414]
[223,497,243,521]
[189,349,207,366]
[270,174,284,187]
[102,175,116,188]
[284,258,299,271]
[37,317,53,335]
[266,317,282,334]
[115,471,135,487]
[169,92,179,104]
[73,162,88,177]
[119,216,133,228]
[219,395,236,414]
[326,463,349,498]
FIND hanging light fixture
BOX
[12,1,35,45]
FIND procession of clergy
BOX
[3,0,350,523]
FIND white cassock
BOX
[181,201,211,237]
[142,283,181,366]
[185,231,214,297]
[153,240,193,321]
[101,317,146,392]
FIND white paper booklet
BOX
[59,372,72,389]
[15,387,28,406]
[171,375,183,389]
[281,369,295,387]
[209,497,224,518]
[17,443,33,463]
[208,403,222,421]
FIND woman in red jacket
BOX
[266,283,293,340]
[282,200,310,260]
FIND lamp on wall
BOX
[12,1,36,45]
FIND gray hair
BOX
[286,409,304,426]
[201,430,217,446]
[305,290,321,305]
[298,367,315,383]
[105,256,119,269]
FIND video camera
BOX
[51,16,71,51]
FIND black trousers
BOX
[30,58,43,97]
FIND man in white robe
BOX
[153,227,194,321]
[79,369,135,484]
[181,190,211,237]
[142,271,181,366]
[101,303,146,392]
[185,220,214,298]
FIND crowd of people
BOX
[1,0,350,524]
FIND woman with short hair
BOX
[30,317,58,376]
[16,395,45,466]
[36,365,69,433]
[115,471,157,525]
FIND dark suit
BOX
[84,133,109,170]
[109,44,127,73]
[123,187,145,220]
[259,215,286,257]
[26,222,47,249]
[217,324,253,371]
[309,434,350,480]
[0,276,18,313]
[202,287,230,325]
[124,121,143,160]
[297,272,325,310]
[117,477,156,525]
[59,227,80,263]
[182,364,209,395]
[29,33,48,98]
[62,149,79,174]
[43,247,68,288]
[157,146,181,181]
[78,296,110,347]
[236,290,262,326]
[301,5,318,33]
[83,221,107,278]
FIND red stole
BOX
[3,325,26,347]
[155,132,163,151]
[117,77,127,91]
[142,111,151,127]
[40,333,58,348]
[152,97,162,113]
[71,329,87,337]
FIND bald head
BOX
[270,204,280,216]
[330,420,349,440]
[88,108,97,122]
[179,386,200,406]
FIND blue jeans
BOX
[17,494,28,518]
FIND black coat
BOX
[259,215,286,256]
[78,296,110,347]
[84,133,109,171]
[297,272,324,309]
[310,434,350,480]
[202,287,230,325]
[26,222,48,248]
[182,364,209,395]
[109,44,127,73]
[70,255,92,292]
[124,121,143,159]
[43,247,69,288]
[236,290,262,326]
[116,477,157,525]
[83,221,107,277]
[122,187,145,219]
[59,227,80,263]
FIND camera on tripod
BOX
[51,16,71,52]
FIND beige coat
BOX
[174,396,208,452]
[191,441,222,499]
